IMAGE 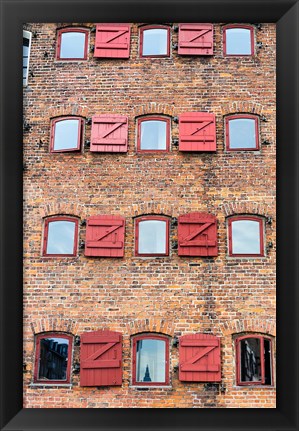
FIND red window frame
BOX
[228,215,265,257]
[34,332,73,384]
[132,334,170,386]
[139,25,170,58]
[235,334,273,386]
[135,215,170,257]
[42,216,79,257]
[223,24,254,57]
[225,114,259,151]
[50,116,84,153]
[56,27,89,61]
[137,116,171,153]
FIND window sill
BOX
[234,385,275,389]
[130,385,172,390]
[29,383,72,388]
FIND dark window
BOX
[137,117,170,152]
[135,216,169,257]
[50,117,83,152]
[132,334,169,386]
[56,28,89,60]
[23,30,32,86]
[236,335,273,385]
[223,25,254,56]
[225,114,259,151]
[43,216,79,257]
[140,25,170,57]
[34,333,73,384]
[228,216,264,257]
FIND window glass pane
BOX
[226,28,252,55]
[228,118,256,149]
[46,220,76,254]
[140,120,167,150]
[231,220,261,254]
[138,220,167,254]
[23,37,30,83]
[240,338,261,382]
[136,339,166,383]
[142,29,168,56]
[60,32,86,58]
[38,337,69,381]
[54,119,80,150]
[264,339,272,385]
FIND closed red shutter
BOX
[80,330,122,387]
[94,24,131,58]
[178,24,213,55]
[179,333,221,382]
[85,215,125,257]
[90,115,128,153]
[178,212,218,257]
[179,112,216,151]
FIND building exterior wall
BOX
[23,22,276,408]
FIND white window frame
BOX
[23,30,32,87]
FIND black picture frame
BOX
[1,0,298,430]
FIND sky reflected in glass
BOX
[60,32,86,58]
[231,220,261,254]
[140,121,167,150]
[229,118,256,149]
[136,339,166,382]
[142,29,168,55]
[54,119,80,150]
[138,220,167,254]
[46,220,76,254]
[226,28,252,55]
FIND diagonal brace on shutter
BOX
[179,222,216,247]
[97,29,128,49]
[86,222,123,248]
[181,345,219,372]
[93,121,127,145]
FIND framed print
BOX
[0,0,298,430]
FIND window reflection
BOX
[60,32,86,59]
[231,220,261,254]
[38,337,69,381]
[142,28,168,56]
[225,28,252,55]
[53,119,80,151]
[140,120,167,150]
[136,338,166,383]
[138,220,167,254]
[240,338,261,382]
[228,118,256,149]
[23,36,30,85]
[46,220,76,255]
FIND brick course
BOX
[23,22,276,408]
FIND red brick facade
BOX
[23,22,276,408]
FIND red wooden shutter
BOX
[94,24,131,58]
[178,24,213,55]
[179,112,216,152]
[80,330,122,387]
[90,115,128,153]
[85,215,125,257]
[179,333,221,382]
[178,212,218,257]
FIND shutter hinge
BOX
[173,364,179,372]
[73,361,80,373]
[173,25,179,32]
[256,41,263,49]
[172,138,179,146]
[23,122,31,132]
[253,23,262,30]
[80,219,86,227]
[172,43,178,50]
[266,216,273,225]
[85,140,90,148]
[33,31,38,38]
[29,69,34,78]
[37,139,44,148]
[171,217,178,227]
[23,163,28,172]
[44,52,48,58]
[23,362,27,372]
[90,45,95,53]
[74,335,81,346]
[79,240,85,250]
[85,117,92,125]
[172,240,178,251]
[260,114,267,122]
[91,26,96,33]
[267,241,273,249]
[173,116,179,123]
[172,336,179,347]
[219,383,226,393]
[262,140,271,145]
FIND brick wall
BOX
[23,22,276,408]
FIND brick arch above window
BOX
[30,317,79,335]
[220,101,265,117]
[219,319,276,337]
[47,104,89,120]
[126,318,175,337]
[132,103,176,119]
[39,202,85,219]
[221,201,271,219]
[130,202,178,218]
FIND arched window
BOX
[132,334,170,386]
[135,216,170,256]
[235,334,273,385]
[50,117,84,153]
[56,28,89,60]
[137,116,171,152]
[223,25,254,56]
[34,333,73,384]
[228,215,265,257]
[139,25,170,57]
[225,114,259,151]
[42,216,79,257]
